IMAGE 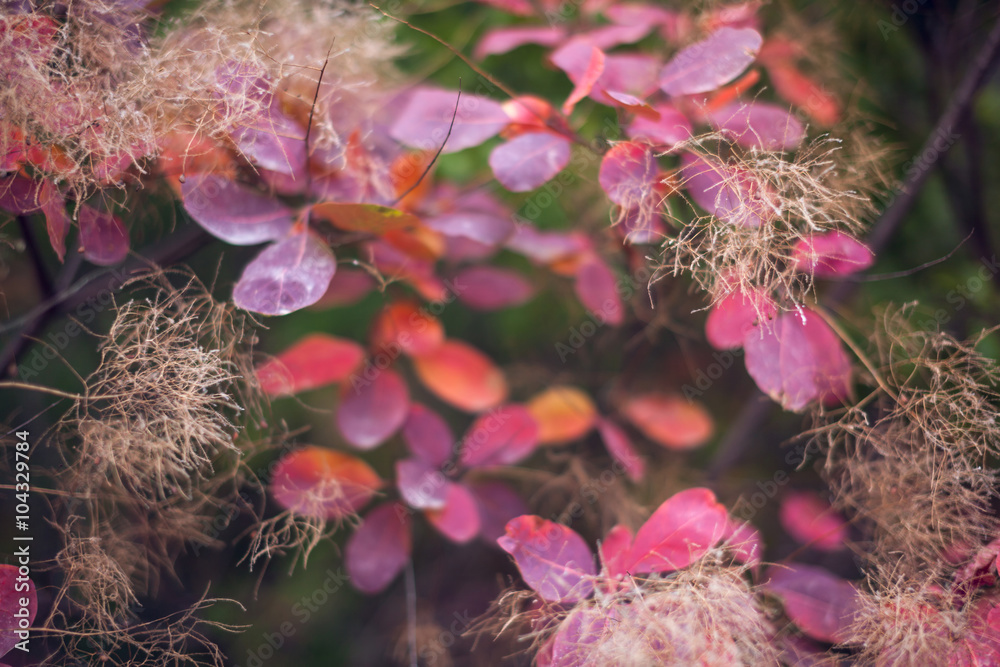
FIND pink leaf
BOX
[593,54,661,106]
[270,447,382,520]
[627,102,693,146]
[779,491,848,551]
[345,503,412,594]
[232,101,306,176]
[598,141,658,208]
[681,153,775,227]
[257,334,365,396]
[506,226,586,264]
[707,101,805,151]
[490,132,572,192]
[583,22,654,50]
[574,253,624,326]
[550,40,606,115]
[312,267,375,308]
[475,25,566,59]
[0,564,36,658]
[396,458,448,510]
[548,608,609,666]
[460,404,539,468]
[402,404,454,467]
[743,310,852,411]
[425,211,513,246]
[470,480,529,543]
[181,174,294,245]
[722,519,764,568]
[498,516,596,602]
[596,418,645,482]
[390,88,510,153]
[599,524,634,579]
[78,205,129,266]
[620,393,714,450]
[765,564,860,643]
[792,231,874,277]
[705,287,777,350]
[233,232,336,315]
[336,368,409,450]
[659,27,762,96]
[453,266,535,310]
[425,482,481,543]
[625,487,728,574]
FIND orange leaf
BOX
[370,301,445,357]
[257,333,365,396]
[527,386,597,444]
[311,202,422,235]
[411,340,508,412]
[383,225,445,261]
[765,63,840,127]
[391,150,434,210]
[270,446,382,520]
[621,393,713,450]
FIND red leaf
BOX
[390,88,510,153]
[527,386,597,445]
[625,488,728,574]
[402,404,454,467]
[779,491,848,551]
[498,516,596,602]
[460,404,539,467]
[233,231,336,315]
[705,286,777,350]
[490,132,572,192]
[599,524,634,579]
[627,103,693,146]
[181,173,294,245]
[598,141,658,208]
[550,40,606,115]
[270,447,382,520]
[470,480,529,543]
[425,482,482,543]
[78,205,129,266]
[411,340,508,412]
[574,253,624,326]
[345,503,411,594]
[596,418,645,482]
[659,27,762,97]
[707,101,805,151]
[475,25,566,59]
[765,564,860,643]
[257,334,365,395]
[0,563,36,658]
[765,62,841,127]
[310,202,422,235]
[453,266,535,311]
[370,300,445,357]
[396,457,448,510]
[792,231,874,277]
[337,368,410,450]
[743,310,852,411]
[621,393,714,450]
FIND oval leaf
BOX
[597,418,646,483]
[453,266,535,311]
[181,173,294,245]
[779,491,848,551]
[621,393,713,450]
[78,205,128,266]
[370,300,445,357]
[411,340,508,412]
[460,404,539,468]
[626,487,728,574]
[390,88,510,153]
[574,253,624,326]
[527,386,597,445]
[598,141,658,208]
[659,27,762,96]
[425,482,482,543]
[345,503,412,594]
[765,564,860,643]
[310,202,422,235]
[498,516,596,603]
[233,232,336,315]
[270,446,382,520]
[402,403,454,467]
[257,334,365,396]
[396,457,449,510]
[337,368,410,450]
[490,132,572,192]
[792,231,874,278]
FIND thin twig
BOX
[304,44,334,191]
[392,81,462,206]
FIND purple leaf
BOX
[574,254,623,326]
[390,88,510,153]
[584,22,655,50]
[233,100,307,176]
[337,368,409,450]
[765,564,860,643]
[743,310,852,411]
[627,103,693,146]
[233,232,336,315]
[498,515,596,603]
[453,266,535,310]
[506,226,586,264]
[792,231,874,277]
[705,286,777,350]
[593,54,662,106]
[625,487,728,574]
[78,205,128,266]
[181,174,294,245]
[470,480,529,543]
[707,101,805,151]
[396,458,449,510]
[599,141,658,208]
[550,39,606,115]
[490,132,571,192]
[681,153,775,227]
[459,404,539,468]
[548,608,609,666]
[425,211,513,246]
[402,404,454,467]
[425,482,481,543]
[596,418,645,483]
[475,25,566,58]
[345,503,411,594]
[659,27,762,97]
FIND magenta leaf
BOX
[402,404,454,467]
[705,286,777,350]
[396,458,448,510]
[490,132,572,192]
[181,173,294,245]
[625,487,728,574]
[390,88,510,153]
[681,153,775,227]
[779,491,848,551]
[593,53,661,106]
[743,310,852,411]
[722,519,764,569]
[548,608,609,666]
[498,515,596,603]
[459,404,539,468]
[599,141,658,208]
[659,27,762,97]
[765,564,860,643]
[550,39,606,115]
[78,205,129,265]
[627,103,693,146]
[345,503,412,594]
[453,266,535,310]
[583,22,655,50]
[599,524,634,579]
[425,482,481,543]
[337,368,409,450]
[475,25,566,58]
[469,480,529,543]
[0,564,35,658]
[233,231,336,315]
[574,253,623,326]
[792,231,874,277]
[596,418,645,483]
[707,101,805,151]
[232,100,306,176]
